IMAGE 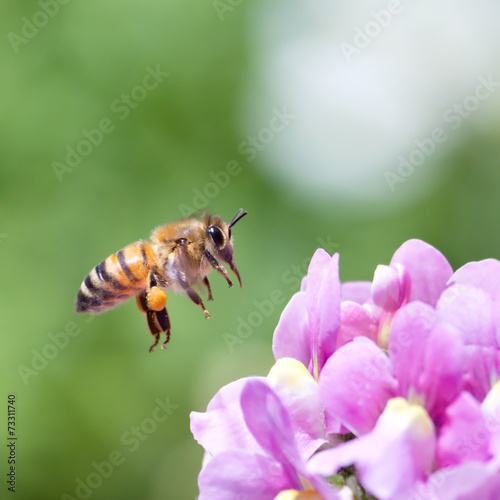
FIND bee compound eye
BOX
[207,225,224,248]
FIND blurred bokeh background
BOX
[2,0,500,498]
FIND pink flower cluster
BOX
[191,240,500,500]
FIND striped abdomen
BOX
[75,241,156,313]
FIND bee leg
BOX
[136,292,149,313]
[147,316,161,353]
[148,286,167,311]
[146,270,169,315]
[159,307,171,349]
[203,276,214,301]
[137,271,172,352]
[147,269,170,290]
[145,307,171,352]
[186,288,210,319]
[204,250,233,288]
[152,306,170,349]
[137,271,169,313]
[175,270,210,319]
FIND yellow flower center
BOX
[273,490,324,500]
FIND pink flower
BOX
[191,374,345,500]
[273,240,454,383]
[442,259,500,401]
[318,300,465,430]
[191,241,500,499]
[309,287,500,498]
[273,249,341,380]
[345,239,453,348]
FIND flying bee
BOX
[75,209,247,352]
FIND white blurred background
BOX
[240,0,500,210]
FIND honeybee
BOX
[75,209,247,352]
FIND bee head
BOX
[206,224,226,250]
[206,209,247,287]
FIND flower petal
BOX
[418,323,464,422]
[306,250,341,375]
[273,292,311,368]
[190,376,266,456]
[267,358,326,460]
[371,265,402,312]
[437,285,498,401]
[436,392,491,468]
[340,281,372,304]
[411,462,500,500]
[198,450,292,500]
[390,239,453,307]
[336,301,378,348]
[241,380,301,472]
[319,337,397,435]
[463,346,498,402]
[448,259,500,299]
[241,380,345,500]
[308,398,436,500]
[481,380,500,461]
[389,301,435,400]
[389,301,464,420]
[205,376,265,411]
[437,284,496,347]
[301,276,308,291]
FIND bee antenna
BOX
[228,209,248,229]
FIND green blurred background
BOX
[2,1,500,499]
